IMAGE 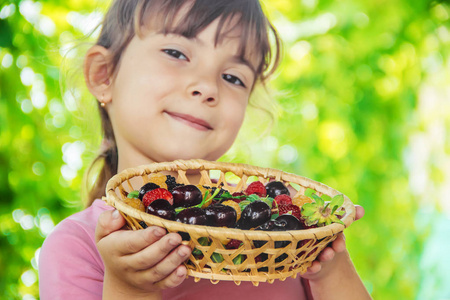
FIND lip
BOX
[165,111,213,131]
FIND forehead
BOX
[138,1,262,69]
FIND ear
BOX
[84,45,113,104]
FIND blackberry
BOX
[165,175,182,192]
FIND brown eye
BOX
[162,49,188,61]
[223,74,246,88]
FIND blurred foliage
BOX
[0,0,449,299]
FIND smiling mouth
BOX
[165,111,213,131]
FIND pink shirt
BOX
[39,200,307,299]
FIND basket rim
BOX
[105,159,356,240]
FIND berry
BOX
[205,204,237,227]
[225,239,243,249]
[149,173,168,190]
[278,204,301,220]
[172,185,202,208]
[292,194,313,208]
[245,181,266,197]
[146,199,176,220]
[138,182,160,200]
[274,194,292,206]
[221,200,242,220]
[176,207,207,225]
[142,188,173,207]
[265,181,290,198]
[166,175,182,192]
[236,201,271,230]
[124,197,145,212]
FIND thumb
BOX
[95,209,126,243]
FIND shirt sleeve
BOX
[39,218,104,300]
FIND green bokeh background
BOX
[1,0,449,299]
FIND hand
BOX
[95,209,192,299]
[300,205,365,280]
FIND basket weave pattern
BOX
[104,159,355,285]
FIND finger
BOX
[129,234,189,270]
[154,265,188,290]
[303,260,321,276]
[331,233,346,253]
[354,205,365,221]
[317,247,335,262]
[115,226,168,255]
[95,209,126,243]
[136,244,191,282]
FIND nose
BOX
[188,77,219,105]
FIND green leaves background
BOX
[0,0,449,299]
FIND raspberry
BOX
[245,181,266,197]
[142,188,173,207]
[274,194,292,206]
[225,239,243,249]
[278,204,301,220]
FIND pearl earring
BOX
[100,94,106,107]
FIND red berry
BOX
[245,181,266,197]
[278,204,301,220]
[274,194,292,206]
[142,188,173,207]
[225,239,243,249]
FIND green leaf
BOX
[127,190,140,199]
[311,193,324,207]
[211,252,224,263]
[305,188,317,197]
[233,254,243,265]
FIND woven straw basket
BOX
[104,159,355,286]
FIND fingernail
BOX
[169,237,180,246]
[177,267,186,277]
[153,227,165,237]
[112,209,120,219]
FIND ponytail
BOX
[84,103,118,207]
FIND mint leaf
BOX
[211,252,224,263]
[127,190,140,199]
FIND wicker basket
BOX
[104,159,355,286]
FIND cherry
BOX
[204,204,237,227]
[276,214,303,230]
[236,201,271,230]
[172,185,202,208]
[146,199,176,221]
[176,207,207,225]
[265,181,290,198]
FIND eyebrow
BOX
[231,55,257,76]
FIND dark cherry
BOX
[138,182,160,200]
[253,220,286,248]
[236,201,271,230]
[176,207,207,225]
[172,185,203,208]
[276,214,304,230]
[146,199,176,221]
[265,181,290,198]
[204,204,237,227]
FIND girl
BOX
[39,0,371,299]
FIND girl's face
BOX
[107,18,257,170]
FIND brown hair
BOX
[84,0,282,206]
